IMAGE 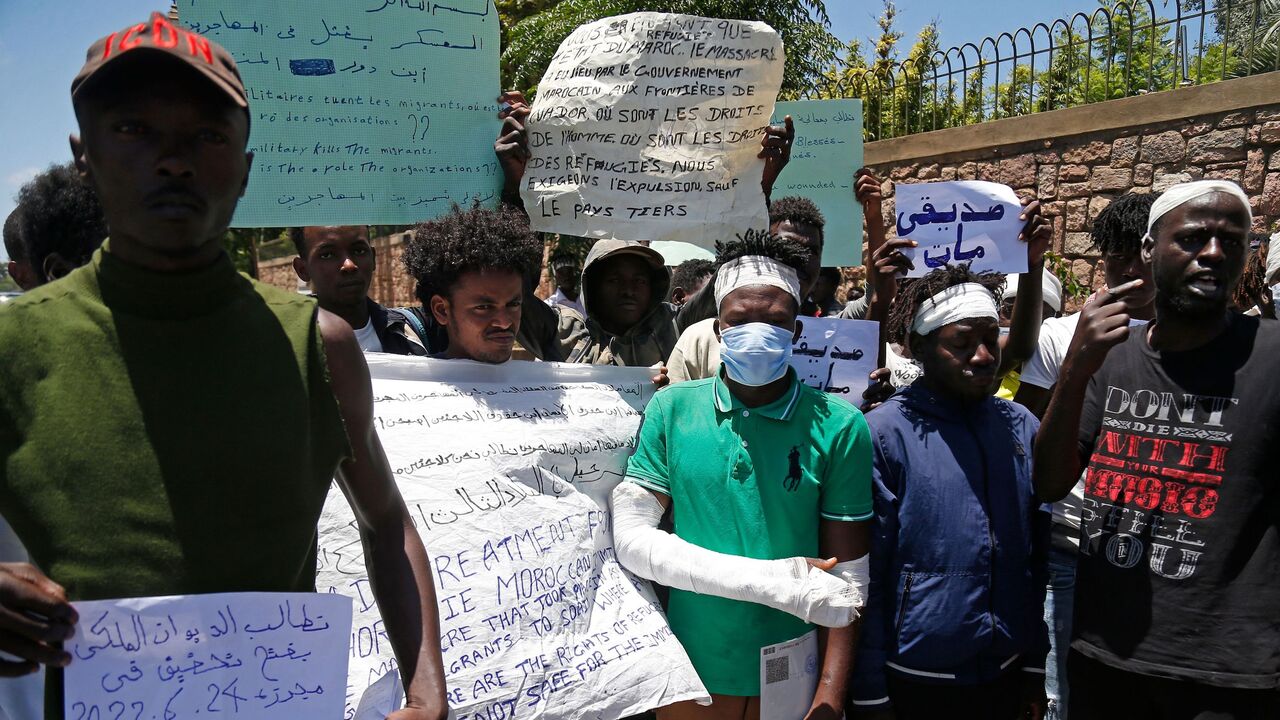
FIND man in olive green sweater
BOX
[0,14,446,719]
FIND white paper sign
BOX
[522,13,785,250]
[791,318,879,402]
[894,181,1027,278]
[65,592,352,720]
[318,356,708,719]
[759,630,818,720]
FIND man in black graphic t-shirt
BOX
[1034,180,1280,719]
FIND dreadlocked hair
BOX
[885,265,1005,346]
[403,204,542,305]
[1091,192,1156,257]
[1233,233,1270,310]
[714,227,810,273]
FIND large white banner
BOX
[522,13,784,249]
[317,357,708,719]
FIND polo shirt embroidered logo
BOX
[784,446,802,492]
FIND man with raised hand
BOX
[290,225,428,355]
[1011,191,1157,720]
[1034,180,1280,720]
[0,15,446,718]
[851,266,1048,720]
[495,89,798,369]
[613,230,872,720]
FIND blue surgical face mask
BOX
[719,322,794,387]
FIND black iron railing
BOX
[801,0,1280,140]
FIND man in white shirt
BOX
[545,250,585,317]
[1012,191,1157,720]
[290,225,427,355]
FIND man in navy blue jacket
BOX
[851,266,1050,720]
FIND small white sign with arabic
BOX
[65,592,352,720]
[894,180,1027,278]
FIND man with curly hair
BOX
[14,162,108,286]
[850,265,1049,719]
[289,225,427,356]
[401,205,545,364]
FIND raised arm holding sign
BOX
[518,13,785,250]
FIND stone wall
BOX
[864,74,1280,311]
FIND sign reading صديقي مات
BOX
[521,13,785,252]
[791,318,879,402]
[316,356,709,719]
[181,0,503,227]
[893,180,1029,278]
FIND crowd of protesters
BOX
[0,11,1276,720]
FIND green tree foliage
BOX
[0,265,17,293]
[498,0,568,84]
[1184,0,1280,75]
[501,0,842,97]
[801,2,943,140]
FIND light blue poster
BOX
[770,99,863,266]
[182,1,502,227]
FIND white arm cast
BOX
[611,481,866,628]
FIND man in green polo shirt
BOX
[613,231,873,720]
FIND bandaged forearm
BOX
[611,481,865,627]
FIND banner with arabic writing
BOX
[182,1,502,226]
[316,356,708,719]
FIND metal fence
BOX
[803,0,1280,141]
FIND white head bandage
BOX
[714,256,802,309]
[911,282,999,336]
[1001,270,1063,313]
[1148,180,1252,234]
[1266,231,1280,285]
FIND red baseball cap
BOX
[72,12,247,109]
